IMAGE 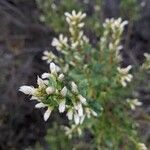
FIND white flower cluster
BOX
[117,65,133,87]
[101,18,128,62]
[66,82,97,125]
[126,98,142,110]
[42,11,89,67]
[142,53,150,70]
[64,106,98,138]
[65,10,89,48]
[19,62,96,124]
[62,81,97,137]
[103,18,128,33]
[19,62,66,121]
[65,10,86,29]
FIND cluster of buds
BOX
[65,10,89,48]
[103,18,128,34]
[19,62,66,121]
[19,62,97,124]
[126,98,142,110]
[142,53,150,70]
[100,18,128,62]
[42,10,89,68]
[62,81,97,138]
[64,106,98,138]
[117,65,133,87]
[66,82,97,125]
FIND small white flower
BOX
[50,62,57,74]
[51,34,68,51]
[60,86,67,97]
[85,108,91,118]
[67,109,73,120]
[75,102,83,117]
[43,80,49,85]
[30,96,39,101]
[103,18,128,37]
[120,20,128,28]
[117,65,132,74]
[46,87,55,95]
[137,143,147,150]
[117,65,133,87]
[91,110,98,117]
[42,51,56,63]
[71,81,78,93]
[71,41,79,49]
[69,27,74,35]
[35,102,47,108]
[79,115,85,124]
[78,22,85,28]
[19,86,35,95]
[58,73,64,81]
[78,95,87,105]
[37,76,46,88]
[59,100,66,113]
[44,107,53,121]
[127,99,142,110]
[65,10,86,26]
[51,38,61,47]
[41,73,51,79]
[85,108,98,118]
[77,127,82,135]
[74,112,80,125]
[49,62,60,75]
[82,35,89,43]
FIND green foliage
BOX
[46,123,72,150]
[120,0,140,21]
[36,0,102,35]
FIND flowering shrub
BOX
[19,10,148,149]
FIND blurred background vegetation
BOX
[0,0,149,149]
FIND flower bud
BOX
[67,109,73,120]
[58,73,64,81]
[46,87,55,95]
[37,76,46,88]
[41,73,51,79]
[71,82,78,93]
[59,100,66,113]
[78,95,87,105]
[60,86,67,97]
[50,62,57,75]
[19,86,35,95]
[35,102,47,108]
[44,107,53,121]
